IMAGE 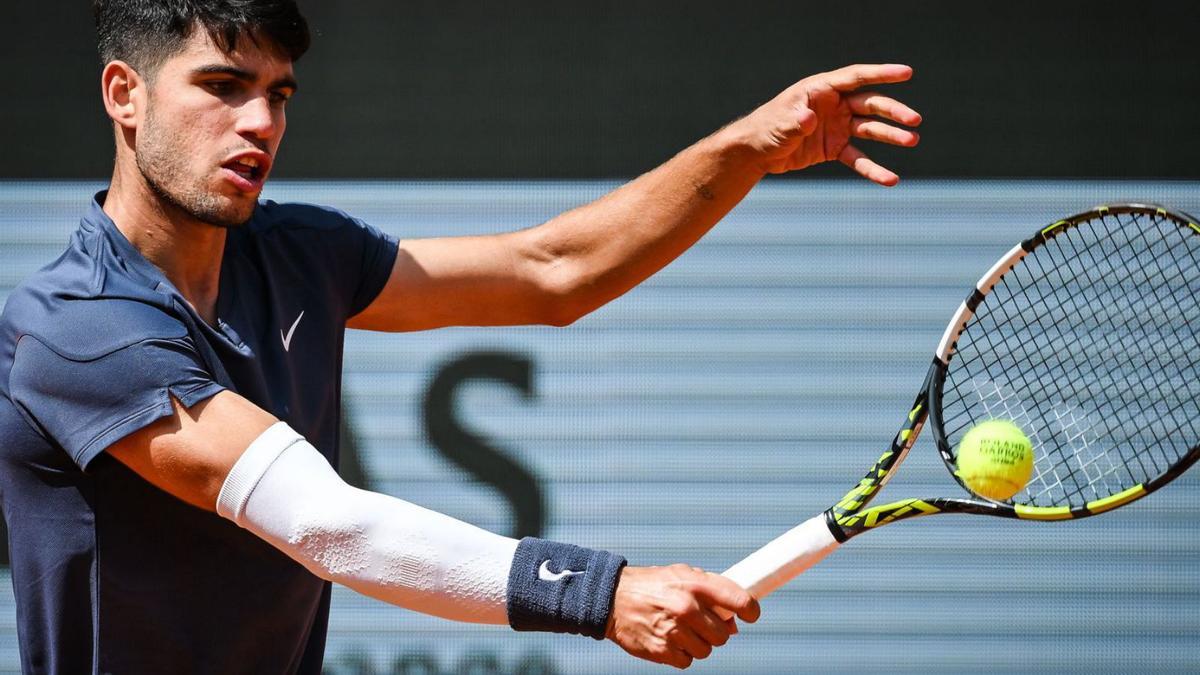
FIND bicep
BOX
[105,390,278,512]
[346,229,565,332]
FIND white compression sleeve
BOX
[216,422,518,624]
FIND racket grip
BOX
[716,514,840,618]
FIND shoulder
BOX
[243,200,395,249]
[3,280,185,363]
[237,200,396,268]
[2,219,188,361]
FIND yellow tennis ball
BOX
[955,420,1034,501]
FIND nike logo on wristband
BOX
[538,560,585,582]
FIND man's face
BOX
[135,30,297,227]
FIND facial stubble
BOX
[136,98,257,229]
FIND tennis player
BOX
[0,1,919,673]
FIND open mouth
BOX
[225,157,264,182]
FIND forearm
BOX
[217,424,515,623]
[533,124,765,323]
[217,423,625,634]
[351,64,917,333]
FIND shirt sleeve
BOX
[265,203,399,321]
[339,216,399,318]
[9,333,225,470]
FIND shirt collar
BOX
[82,190,174,292]
[82,190,247,349]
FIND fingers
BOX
[685,605,736,647]
[847,92,921,156]
[662,648,694,670]
[724,615,740,636]
[847,92,922,127]
[690,572,761,623]
[850,118,919,148]
[840,86,918,186]
[607,564,756,669]
[839,144,899,187]
[822,63,913,92]
[672,623,715,661]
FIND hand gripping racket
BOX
[722,203,1200,603]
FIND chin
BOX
[216,203,258,228]
[142,169,259,229]
[189,194,258,229]
[204,185,263,227]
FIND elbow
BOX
[524,230,607,327]
[522,226,598,327]
[535,264,594,327]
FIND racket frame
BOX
[826,203,1200,542]
[722,203,1200,603]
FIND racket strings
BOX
[1063,212,1199,494]
[1030,216,1186,494]
[1021,212,1200,503]
[940,209,1200,509]
[1009,216,1191,504]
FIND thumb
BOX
[694,573,761,623]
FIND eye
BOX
[205,78,253,99]
[269,90,292,106]
[204,80,235,95]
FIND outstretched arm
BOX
[349,64,920,332]
[107,391,757,668]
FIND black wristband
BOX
[505,537,627,640]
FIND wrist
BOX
[703,116,772,179]
[506,537,627,640]
[605,567,626,641]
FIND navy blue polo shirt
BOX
[0,192,398,674]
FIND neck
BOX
[104,163,227,326]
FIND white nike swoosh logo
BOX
[280,310,305,352]
[538,560,585,582]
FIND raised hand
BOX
[606,564,760,669]
[734,63,922,186]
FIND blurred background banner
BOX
[2,1,1199,674]
[3,180,1198,674]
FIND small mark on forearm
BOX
[694,181,715,201]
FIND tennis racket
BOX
[721,203,1200,603]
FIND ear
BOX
[101,60,143,130]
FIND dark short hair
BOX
[94,0,310,76]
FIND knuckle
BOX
[668,603,693,620]
[666,596,694,617]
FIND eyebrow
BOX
[191,64,299,93]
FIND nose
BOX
[236,95,279,141]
